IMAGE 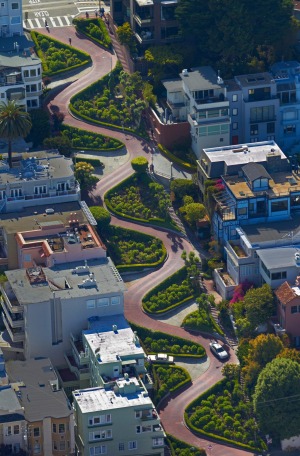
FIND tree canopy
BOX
[243,284,275,329]
[90,206,111,234]
[254,357,300,439]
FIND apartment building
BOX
[0,0,23,37]
[6,357,75,456]
[73,378,165,456]
[110,0,180,46]
[0,385,26,454]
[163,67,231,158]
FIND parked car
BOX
[148,353,174,364]
[209,341,229,360]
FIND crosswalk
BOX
[23,15,75,30]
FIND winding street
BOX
[42,26,251,456]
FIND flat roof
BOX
[180,66,222,91]
[202,141,285,166]
[5,257,126,305]
[84,315,144,364]
[235,72,274,87]
[241,213,300,245]
[74,381,152,413]
[0,151,73,185]
[257,247,300,269]
[0,386,24,419]
[6,358,72,422]
[162,78,182,92]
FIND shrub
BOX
[152,365,191,403]
[61,125,124,151]
[131,156,148,173]
[90,207,111,234]
[73,17,111,49]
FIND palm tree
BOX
[0,100,32,168]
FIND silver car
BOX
[209,341,229,360]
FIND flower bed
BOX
[61,125,124,151]
[182,310,224,335]
[152,364,191,404]
[130,323,206,358]
[185,378,266,452]
[105,226,167,271]
[142,267,196,314]
[31,31,91,76]
[73,17,111,49]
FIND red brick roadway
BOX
[41,26,251,456]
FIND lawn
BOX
[31,31,91,76]
[105,226,166,270]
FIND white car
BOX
[209,341,229,360]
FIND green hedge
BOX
[182,310,225,336]
[167,435,206,456]
[130,322,206,358]
[73,157,104,167]
[73,17,111,49]
[61,125,124,151]
[30,31,91,76]
[104,174,178,231]
[185,379,266,453]
[158,144,197,172]
[142,267,196,314]
[152,364,191,404]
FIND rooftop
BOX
[241,214,300,245]
[257,247,300,269]
[5,257,126,305]
[0,35,34,54]
[180,66,223,91]
[275,281,299,304]
[235,72,274,87]
[162,78,182,92]
[0,385,24,423]
[74,380,152,413]
[271,60,300,81]
[6,358,72,422]
[84,315,145,364]
[0,151,74,185]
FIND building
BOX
[110,0,180,46]
[275,280,300,346]
[0,1,42,110]
[0,257,126,364]
[0,385,26,454]
[73,378,165,456]
[163,67,230,158]
[6,357,75,456]
[0,151,80,214]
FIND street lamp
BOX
[170,162,173,180]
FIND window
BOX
[52,424,57,433]
[33,428,40,437]
[284,124,296,134]
[53,442,58,450]
[33,442,41,454]
[30,69,36,77]
[119,443,125,451]
[89,446,107,455]
[86,299,96,309]
[97,297,109,307]
[11,16,21,24]
[232,94,238,102]
[271,200,288,212]
[12,2,19,8]
[250,105,275,122]
[23,70,29,78]
[135,411,142,419]
[90,430,112,440]
[232,122,238,130]
[250,124,258,135]
[291,306,298,314]
[59,424,65,434]
[7,426,12,436]
[128,441,137,450]
[267,122,275,134]
[13,425,20,435]
[111,296,120,305]
[232,108,238,116]
[136,426,141,434]
[238,207,247,216]
[153,438,164,447]
[89,415,111,426]
[261,260,270,278]
[10,188,22,197]
[34,185,47,195]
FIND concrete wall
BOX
[149,109,190,149]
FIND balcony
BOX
[70,334,89,365]
[213,268,236,300]
[141,409,159,421]
[0,285,23,313]
[64,352,90,381]
[226,241,250,266]
[134,14,153,26]
[1,304,23,328]
[2,312,25,342]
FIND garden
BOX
[150,364,191,404]
[185,364,267,452]
[103,226,167,272]
[182,293,223,335]
[61,125,124,151]
[31,31,91,76]
[167,436,206,456]
[70,66,156,133]
[105,161,176,229]
[130,323,206,358]
[73,17,111,49]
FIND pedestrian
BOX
[46,24,50,32]
[95,10,98,18]
[85,11,89,19]
[45,19,48,28]
[69,37,72,46]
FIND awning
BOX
[121,359,137,365]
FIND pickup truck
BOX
[148,353,174,364]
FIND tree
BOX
[131,156,148,174]
[43,135,72,157]
[180,202,206,228]
[197,293,215,319]
[26,108,50,147]
[90,206,111,234]
[254,358,300,439]
[243,284,275,329]
[0,100,32,168]
[74,161,98,190]
[170,178,198,201]
[277,348,300,364]
[116,22,136,53]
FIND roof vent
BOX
[124,373,129,380]
[182,69,188,76]
[112,325,118,333]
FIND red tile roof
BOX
[275,281,296,305]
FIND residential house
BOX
[0,385,26,454]
[73,378,165,456]
[6,357,75,456]
[110,0,180,46]
[275,279,300,346]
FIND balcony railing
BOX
[2,313,25,342]
[1,305,23,328]
[0,288,23,313]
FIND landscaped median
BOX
[130,322,206,359]
[184,370,267,453]
[142,267,196,314]
[104,172,178,231]
[31,31,91,77]
[150,364,191,404]
[61,125,124,152]
[73,17,112,49]
[103,226,167,273]
[167,435,206,456]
